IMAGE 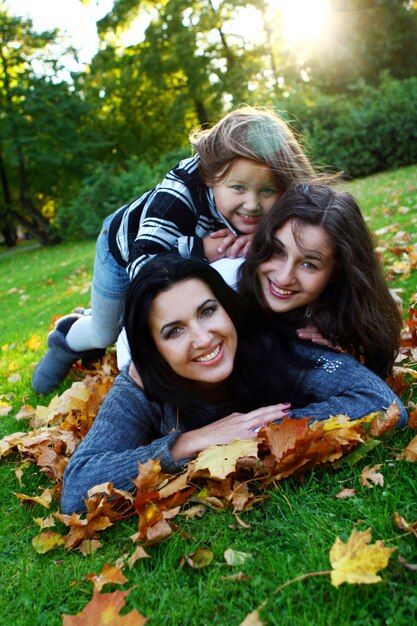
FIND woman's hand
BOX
[171,403,290,461]
[296,325,340,350]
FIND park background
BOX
[1,1,417,625]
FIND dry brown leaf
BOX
[361,464,384,488]
[238,608,265,626]
[33,514,55,529]
[398,555,417,571]
[221,572,251,582]
[127,546,150,569]
[408,408,417,430]
[369,402,400,436]
[131,458,163,493]
[77,539,102,555]
[15,491,51,508]
[224,548,252,566]
[180,504,206,519]
[335,488,357,499]
[400,434,417,462]
[393,512,417,539]
[15,404,36,421]
[62,589,147,625]
[184,548,214,569]
[228,481,254,513]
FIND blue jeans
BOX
[93,212,131,299]
[66,212,130,351]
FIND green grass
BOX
[1,166,417,625]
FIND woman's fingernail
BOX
[283,408,291,413]
[282,403,291,407]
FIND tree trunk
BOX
[0,152,17,246]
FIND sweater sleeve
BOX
[60,369,190,514]
[288,345,408,426]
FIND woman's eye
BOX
[201,305,217,319]
[262,188,277,196]
[166,327,182,339]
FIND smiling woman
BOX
[60,252,407,514]
[149,278,238,387]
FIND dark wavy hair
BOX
[124,253,246,409]
[238,184,403,378]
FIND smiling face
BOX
[258,219,335,313]
[211,158,281,234]
[149,279,238,387]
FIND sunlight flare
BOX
[278,0,330,44]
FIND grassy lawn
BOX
[0,166,416,625]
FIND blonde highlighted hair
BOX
[190,105,322,190]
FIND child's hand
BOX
[224,234,252,258]
[210,230,253,259]
[203,235,230,262]
[296,325,340,350]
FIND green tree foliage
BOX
[58,147,189,240]
[283,74,417,178]
[305,0,417,93]
[2,0,417,244]
[0,6,101,244]
[81,0,285,164]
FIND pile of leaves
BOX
[1,305,417,624]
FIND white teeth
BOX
[270,283,295,296]
[195,344,221,362]
[237,211,261,219]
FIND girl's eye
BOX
[262,188,277,196]
[302,261,318,270]
[273,245,285,257]
[232,184,244,192]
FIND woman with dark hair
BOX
[61,254,407,514]
[214,184,402,379]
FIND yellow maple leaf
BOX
[188,438,259,480]
[0,401,12,416]
[330,528,395,587]
[26,335,42,351]
[32,531,65,554]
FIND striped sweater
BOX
[108,154,235,280]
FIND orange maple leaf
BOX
[86,562,128,592]
[62,589,147,625]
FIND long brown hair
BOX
[190,105,328,191]
[238,184,403,378]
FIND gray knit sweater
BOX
[61,346,407,514]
